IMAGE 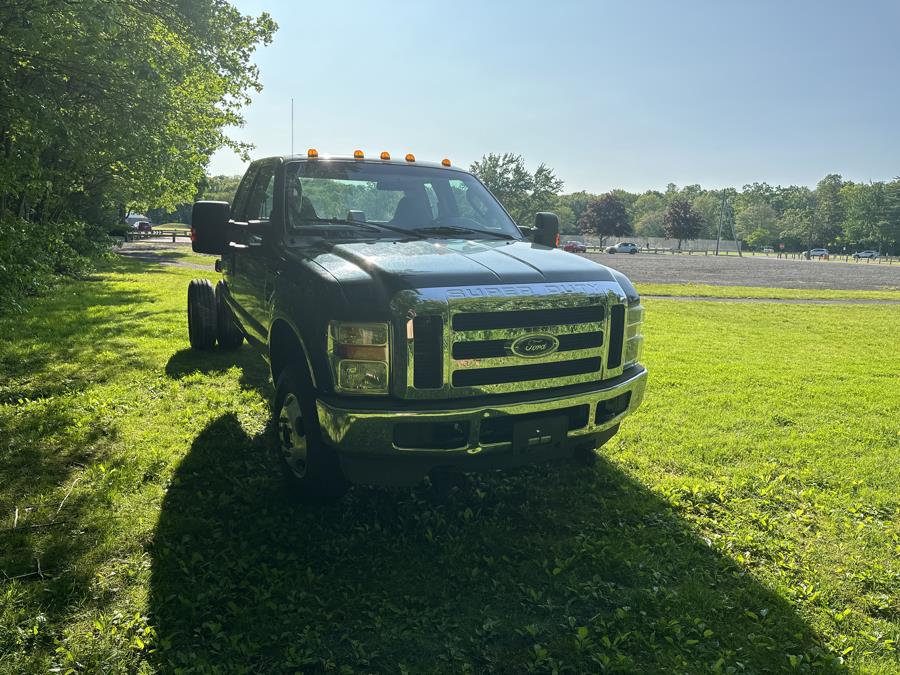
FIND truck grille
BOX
[401,283,629,398]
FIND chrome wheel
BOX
[278,393,307,478]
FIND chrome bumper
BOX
[316,366,647,459]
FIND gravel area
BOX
[116,240,213,270]
[589,252,900,291]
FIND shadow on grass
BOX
[165,346,271,398]
[148,415,839,672]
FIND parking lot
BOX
[588,251,900,291]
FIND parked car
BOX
[804,248,829,258]
[762,247,775,253]
[135,221,153,233]
[186,152,647,500]
[563,240,587,253]
[852,250,879,259]
[606,242,638,254]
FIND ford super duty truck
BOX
[187,152,647,500]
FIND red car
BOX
[563,240,587,253]
[136,221,153,233]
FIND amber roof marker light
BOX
[307,148,318,159]
[353,149,364,159]
[405,153,415,162]
[441,158,451,167]
[380,151,391,160]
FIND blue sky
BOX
[209,0,900,193]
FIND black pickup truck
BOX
[187,153,647,499]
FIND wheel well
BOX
[269,320,313,387]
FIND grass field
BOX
[1,257,898,672]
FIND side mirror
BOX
[533,212,560,248]
[191,201,230,254]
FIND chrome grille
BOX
[396,282,628,399]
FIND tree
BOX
[735,202,779,247]
[0,1,276,221]
[577,194,632,246]
[814,174,846,246]
[470,153,563,226]
[663,199,704,249]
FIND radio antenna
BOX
[290,97,294,156]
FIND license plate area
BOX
[511,415,567,453]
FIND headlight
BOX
[623,304,644,367]
[328,321,390,394]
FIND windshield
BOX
[284,161,521,239]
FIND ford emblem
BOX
[509,334,560,358]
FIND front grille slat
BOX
[607,305,625,369]
[412,316,443,388]
[452,305,604,331]
[452,357,601,387]
[452,331,603,360]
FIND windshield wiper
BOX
[293,217,382,232]
[293,218,424,238]
[411,225,517,240]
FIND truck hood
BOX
[293,238,618,295]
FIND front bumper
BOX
[316,366,648,486]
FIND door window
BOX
[244,165,277,223]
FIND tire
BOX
[629,249,636,254]
[187,279,217,350]
[215,281,244,350]
[273,366,347,502]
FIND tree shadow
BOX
[148,415,839,672]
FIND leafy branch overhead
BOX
[0,0,277,219]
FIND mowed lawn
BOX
[1,256,898,673]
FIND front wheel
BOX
[273,366,347,502]
[215,281,244,349]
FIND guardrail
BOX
[580,246,897,263]
[123,229,190,243]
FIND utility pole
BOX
[715,192,725,255]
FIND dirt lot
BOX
[590,252,900,290]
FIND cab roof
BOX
[265,155,463,171]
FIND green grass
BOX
[638,282,900,300]
[1,258,898,672]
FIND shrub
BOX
[0,217,111,312]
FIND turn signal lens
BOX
[353,149,364,159]
[405,153,415,162]
[380,151,390,160]
[441,158,451,167]
[307,148,318,158]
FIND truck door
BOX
[227,160,278,345]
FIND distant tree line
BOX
[470,154,900,254]
[0,1,275,310]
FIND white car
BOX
[852,250,879,259]
[805,248,829,258]
[606,242,638,254]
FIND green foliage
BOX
[470,153,564,226]
[0,1,276,217]
[577,193,632,245]
[736,202,779,247]
[663,199,704,248]
[0,217,110,311]
[1,255,898,671]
